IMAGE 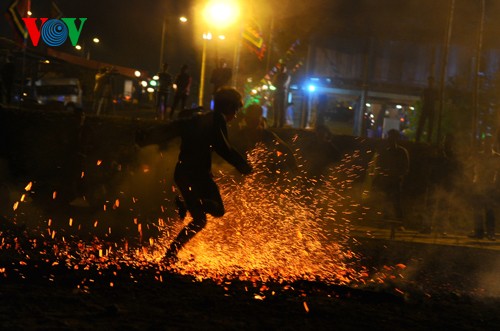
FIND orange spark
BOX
[24,182,32,191]
[12,201,18,211]
[303,302,310,313]
[97,160,102,166]
[52,191,57,199]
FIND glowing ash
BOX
[154,145,367,284]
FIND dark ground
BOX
[1,107,499,330]
[1,235,499,330]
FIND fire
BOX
[1,142,391,297]
[150,145,367,285]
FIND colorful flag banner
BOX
[6,0,31,39]
[242,19,266,60]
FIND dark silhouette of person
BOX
[272,64,291,128]
[416,76,437,143]
[374,129,410,227]
[422,133,463,235]
[210,58,232,95]
[232,103,297,176]
[470,136,498,240]
[1,56,15,105]
[162,87,252,262]
[170,64,192,119]
[93,67,113,115]
[316,94,328,128]
[156,63,173,120]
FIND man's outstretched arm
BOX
[135,122,181,147]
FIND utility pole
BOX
[472,0,486,145]
[436,0,455,145]
[159,16,167,70]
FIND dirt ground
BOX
[1,109,499,330]
[1,231,499,331]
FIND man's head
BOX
[214,87,243,121]
[245,104,264,129]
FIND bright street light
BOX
[198,0,240,106]
[203,0,240,29]
[75,37,100,59]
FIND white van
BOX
[35,78,83,111]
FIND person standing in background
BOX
[272,64,291,128]
[170,64,192,119]
[156,63,173,120]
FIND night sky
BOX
[2,0,500,76]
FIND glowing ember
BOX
[150,145,367,285]
[2,142,390,296]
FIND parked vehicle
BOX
[35,78,83,111]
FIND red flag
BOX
[6,0,31,39]
[242,19,266,60]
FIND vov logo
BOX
[22,18,87,47]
